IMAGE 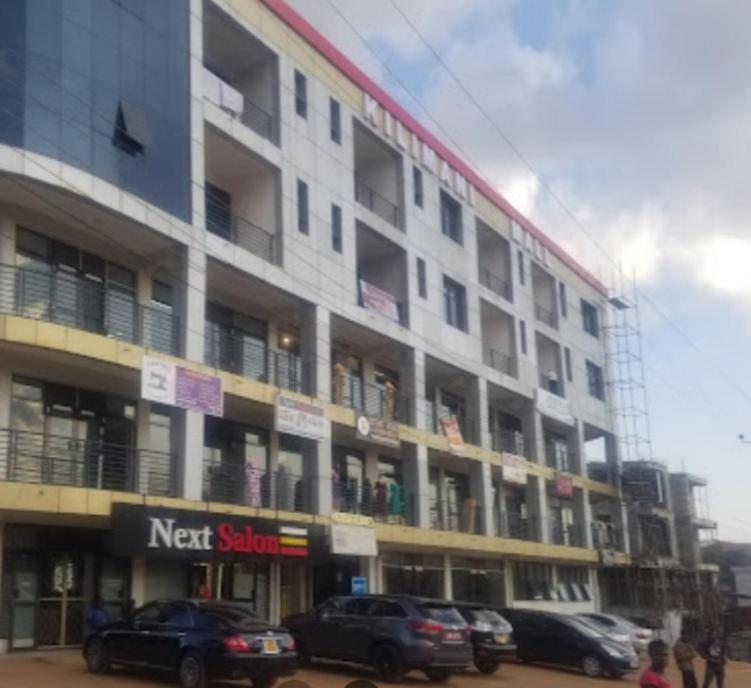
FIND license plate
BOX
[495,633,509,644]
[262,638,280,655]
[443,631,462,642]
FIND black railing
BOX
[534,302,557,328]
[549,520,588,547]
[354,175,400,228]
[332,478,409,524]
[483,347,516,377]
[425,402,476,444]
[0,429,177,497]
[205,197,277,264]
[545,443,577,472]
[331,373,411,424]
[205,328,305,394]
[203,463,310,514]
[592,522,624,551]
[1,264,180,355]
[429,498,481,534]
[496,511,541,542]
[479,268,512,301]
[490,427,526,456]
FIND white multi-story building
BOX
[0,0,628,650]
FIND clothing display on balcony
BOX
[244,458,261,507]
[361,478,372,515]
[388,481,402,517]
[374,481,387,518]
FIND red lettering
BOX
[216,523,233,552]
[252,534,267,554]
[244,526,253,552]
[266,536,280,554]
[233,531,246,552]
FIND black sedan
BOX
[450,602,515,674]
[83,599,297,688]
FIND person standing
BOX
[674,632,698,688]
[640,639,673,688]
[699,630,727,688]
[85,595,109,633]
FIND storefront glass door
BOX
[37,553,85,647]
[9,554,37,650]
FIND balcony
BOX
[1,264,180,355]
[534,302,557,328]
[480,300,517,378]
[484,348,516,377]
[332,372,410,424]
[546,440,577,473]
[429,497,481,534]
[532,262,558,329]
[479,268,512,301]
[549,519,588,547]
[205,192,276,264]
[333,478,410,525]
[592,521,625,551]
[355,177,400,228]
[425,402,476,445]
[0,429,177,497]
[496,511,541,542]
[203,1,279,144]
[203,462,310,514]
[490,427,526,456]
[477,219,513,302]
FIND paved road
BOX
[0,650,750,688]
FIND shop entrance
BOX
[37,553,86,647]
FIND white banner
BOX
[360,279,400,323]
[536,387,574,425]
[501,453,528,485]
[275,394,326,441]
[330,523,378,556]
[142,357,177,405]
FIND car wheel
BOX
[424,668,452,682]
[372,644,405,683]
[474,658,500,674]
[292,634,311,666]
[582,655,605,678]
[178,651,207,688]
[85,639,110,674]
[251,677,277,688]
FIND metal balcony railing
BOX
[203,462,311,514]
[332,478,410,524]
[354,175,400,228]
[205,198,277,264]
[483,347,517,377]
[592,522,624,551]
[490,427,526,456]
[534,302,557,328]
[496,511,542,542]
[545,443,577,473]
[205,328,306,394]
[331,373,411,424]
[0,429,177,497]
[479,268,512,301]
[0,264,180,355]
[425,401,476,444]
[429,498,481,534]
[539,373,564,397]
[549,520,588,547]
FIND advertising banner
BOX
[536,387,574,425]
[439,415,465,455]
[330,523,378,556]
[501,453,528,485]
[275,394,326,441]
[356,415,400,448]
[555,472,574,498]
[360,279,400,324]
[142,356,223,417]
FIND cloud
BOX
[697,237,751,297]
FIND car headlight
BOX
[472,622,494,632]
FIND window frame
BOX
[586,360,605,400]
[442,275,468,332]
[413,166,424,208]
[331,203,342,253]
[417,257,427,299]
[559,282,567,318]
[564,347,573,382]
[439,190,463,245]
[294,69,307,119]
[329,97,341,143]
[297,179,309,235]
[517,250,525,285]
[581,299,600,337]
[520,320,527,355]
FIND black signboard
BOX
[112,503,322,561]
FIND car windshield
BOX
[421,605,465,625]
[566,617,606,639]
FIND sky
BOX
[286,0,751,542]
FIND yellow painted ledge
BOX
[0,315,618,499]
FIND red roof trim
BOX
[260,0,607,295]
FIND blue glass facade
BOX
[0,0,191,222]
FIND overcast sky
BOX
[287,0,751,542]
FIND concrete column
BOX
[573,419,587,476]
[443,554,452,600]
[573,487,594,548]
[0,523,5,653]
[131,557,146,607]
[301,304,330,401]
[467,376,489,448]
[179,410,204,500]
[269,561,281,625]
[182,245,206,363]
[403,443,429,528]
[523,407,545,464]
[617,501,631,554]
[503,560,514,607]
[135,400,151,494]
[400,347,425,429]
[471,461,495,536]
[527,475,550,543]
[309,431,332,516]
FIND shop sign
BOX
[439,416,465,455]
[501,453,528,485]
[351,577,368,594]
[275,394,326,441]
[356,415,400,448]
[555,472,574,498]
[113,504,310,560]
[330,523,378,557]
[535,388,573,426]
[359,279,400,324]
[142,356,223,417]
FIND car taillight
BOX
[287,638,296,651]
[410,620,444,636]
[463,625,472,638]
[224,635,252,653]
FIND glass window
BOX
[517,250,525,285]
[512,562,555,601]
[294,70,307,118]
[331,204,342,253]
[440,190,462,244]
[417,257,427,299]
[206,182,232,239]
[344,598,374,615]
[329,97,341,143]
[559,282,568,317]
[443,276,467,331]
[370,600,407,618]
[163,602,194,626]
[564,347,573,382]
[297,179,309,235]
[133,602,163,625]
[586,361,605,400]
[520,320,527,354]
[413,166,423,208]
[581,299,599,337]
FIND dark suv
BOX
[449,602,515,674]
[500,608,639,678]
[283,595,473,682]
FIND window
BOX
[581,299,599,337]
[440,190,462,244]
[564,347,573,382]
[163,602,194,627]
[297,179,309,235]
[370,600,407,618]
[329,97,341,143]
[113,100,147,156]
[512,562,555,601]
[559,283,567,318]
[294,70,307,118]
[331,204,342,253]
[520,320,527,354]
[558,565,593,601]
[417,257,427,298]
[586,361,605,400]
[344,598,374,615]
[443,276,467,331]
[413,166,424,208]
[517,250,525,285]
[205,182,231,239]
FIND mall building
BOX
[0,0,629,651]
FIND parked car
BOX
[283,595,473,682]
[578,612,654,653]
[500,608,639,678]
[83,599,297,688]
[448,602,516,674]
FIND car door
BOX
[306,598,344,658]
[541,617,575,666]
[148,602,195,670]
[109,602,162,664]
[338,597,376,662]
